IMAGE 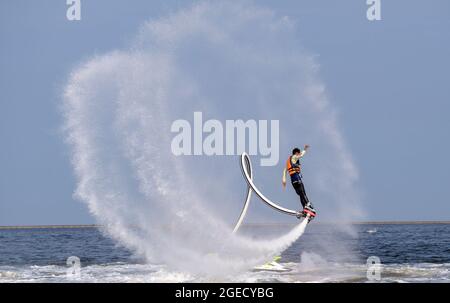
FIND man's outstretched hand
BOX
[282,180,286,190]
[304,144,310,150]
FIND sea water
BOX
[0,223,448,283]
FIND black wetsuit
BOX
[289,157,311,209]
[292,180,310,208]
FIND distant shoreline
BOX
[0,224,100,230]
[0,221,449,229]
[244,221,450,226]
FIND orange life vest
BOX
[286,156,301,176]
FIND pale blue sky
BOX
[1,0,449,225]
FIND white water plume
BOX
[62,1,363,275]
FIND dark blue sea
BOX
[0,223,449,282]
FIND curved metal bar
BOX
[232,153,253,233]
[233,153,299,233]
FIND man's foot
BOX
[302,205,317,219]
[305,202,315,210]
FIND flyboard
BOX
[233,152,316,272]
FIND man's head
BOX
[291,147,302,161]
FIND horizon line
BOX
[1,220,450,229]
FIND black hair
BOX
[292,147,301,155]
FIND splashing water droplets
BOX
[63,1,362,276]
